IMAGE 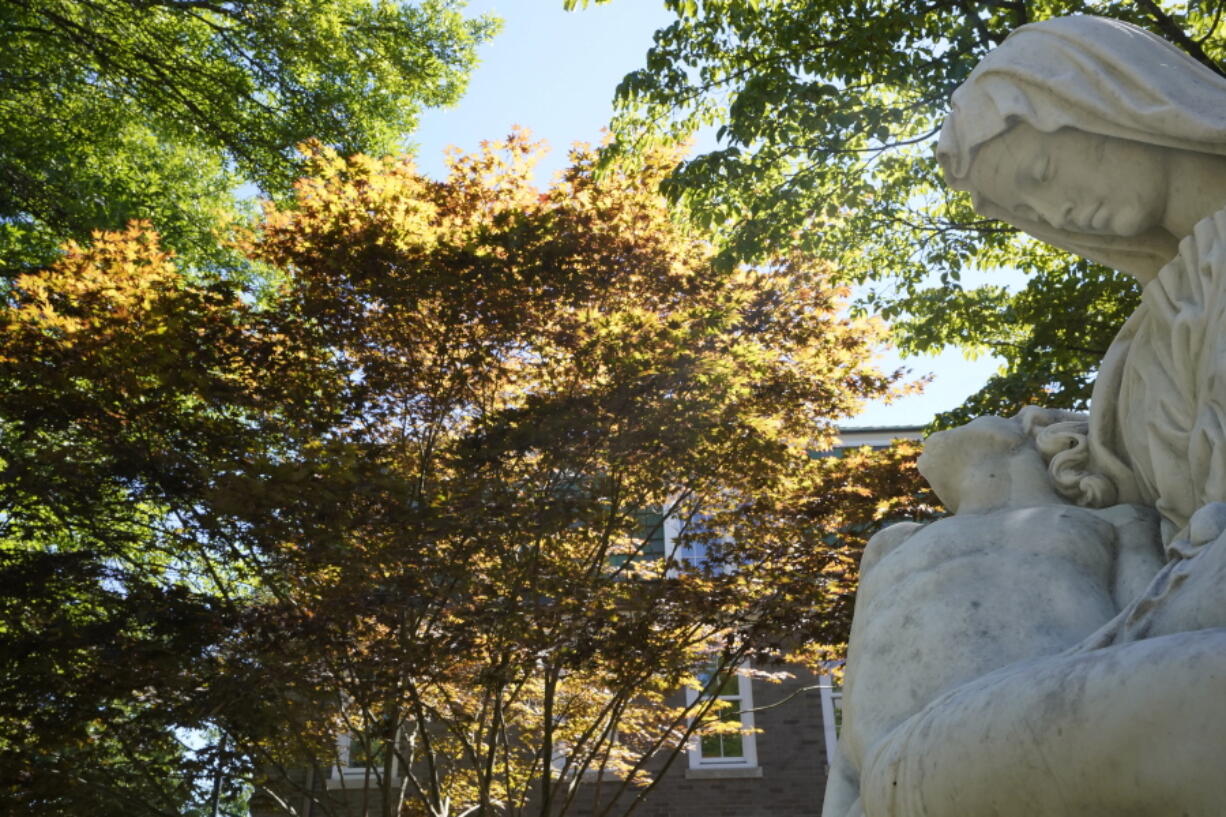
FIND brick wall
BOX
[566,665,830,817]
[251,666,832,817]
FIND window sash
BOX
[686,667,757,769]
[330,730,400,788]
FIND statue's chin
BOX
[1102,204,1159,239]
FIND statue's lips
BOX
[1067,201,1107,233]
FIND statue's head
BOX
[918,414,1041,513]
[919,407,1113,513]
[937,15,1226,283]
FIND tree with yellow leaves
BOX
[0,133,912,817]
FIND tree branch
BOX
[1136,0,1226,76]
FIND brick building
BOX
[563,666,838,817]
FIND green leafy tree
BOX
[0,0,498,273]
[0,224,308,814]
[573,0,1222,420]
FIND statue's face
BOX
[965,123,1169,238]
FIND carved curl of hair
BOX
[1015,406,1117,508]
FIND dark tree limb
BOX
[1135,0,1226,76]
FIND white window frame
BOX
[685,666,758,769]
[328,729,400,789]
[662,512,685,577]
[818,673,842,768]
[627,504,685,576]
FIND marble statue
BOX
[822,410,1163,817]
[825,15,1226,817]
[937,14,1226,286]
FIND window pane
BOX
[699,698,745,760]
[634,510,667,559]
[699,669,739,697]
[721,731,744,758]
[699,729,745,760]
[347,734,386,770]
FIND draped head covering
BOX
[937,15,1226,283]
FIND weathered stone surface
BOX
[823,411,1164,817]
[825,15,1226,817]
[937,14,1226,285]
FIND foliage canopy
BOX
[575,0,1223,423]
[0,133,920,815]
[234,132,908,817]
[0,0,497,273]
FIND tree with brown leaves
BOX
[1,133,912,817]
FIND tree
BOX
[0,130,904,814]
[0,0,498,274]
[221,131,907,817]
[0,224,303,814]
[573,0,1222,421]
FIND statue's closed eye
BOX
[1032,154,1052,183]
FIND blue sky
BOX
[412,0,1002,429]
[412,1,675,183]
